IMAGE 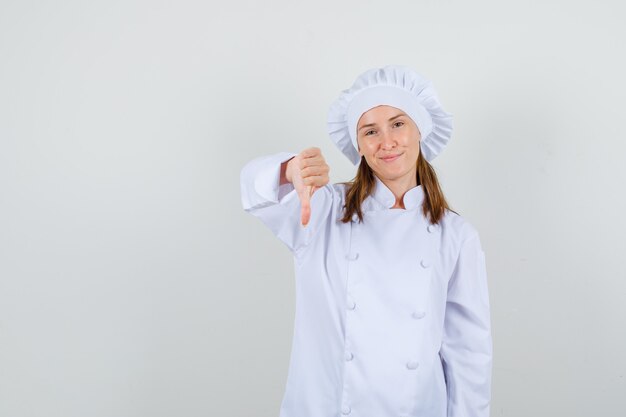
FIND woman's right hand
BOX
[281,147,330,227]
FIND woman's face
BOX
[356,105,421,185]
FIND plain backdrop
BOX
[1,1,625,416]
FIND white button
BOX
[406,360,419,370]
[345,252,359,261]
[347,299,356,310]
[412,310,426,319]
[351,214,359,222]
[427,224,435,233]
[342,405,351,415]
[420,259,430,268]
[345,352,354,361]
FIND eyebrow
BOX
[358,113,406,131]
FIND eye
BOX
[364,130,376,136]
[393,121,405,128]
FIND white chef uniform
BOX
[240,152,492,417]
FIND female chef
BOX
[240,65,492,417]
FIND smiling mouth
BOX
[380,153,402,162]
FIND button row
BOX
[346,252,432,267]
[345,254,430,268]
[345,252,359,261]
[341,357,420,414]
[412,310,426,319]
[347,298,425,319]
[344,351,419,368]
[341,356,419,415]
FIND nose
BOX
[380,130,397,150]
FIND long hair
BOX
[340,150,456,224]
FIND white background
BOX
[1,1,625,416]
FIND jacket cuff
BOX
[240,152,297,210]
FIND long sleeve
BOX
[240,152,334,254]
[439,232,493,417]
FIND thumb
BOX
[300,185,312,227]
[300,185,319,227]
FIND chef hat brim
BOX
[327,65,453,165]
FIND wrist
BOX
[280,157,296,185]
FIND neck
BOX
[378,174,418,209]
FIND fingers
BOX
[301,174,329,187]
[298,148,329,188]
[296,147,329,226]
[299,155,326,169]
[300,164,329,178]
[299,148,326,169]
[300,147,321,158]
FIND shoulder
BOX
[314,182,349,203]
[309,182,348,200]
[331,182,350,196]
[306,182,349,220]
[437,210,486,276]
[439,208,482,247]
[323,182,350,220]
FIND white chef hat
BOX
[327,65,453,165]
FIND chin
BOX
[375,172,401,182]
[375,166,415,182]
[376,166,406,177]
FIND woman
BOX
[240,66,492,417]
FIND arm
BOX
[240,150,332,254]
[439,232,493,417]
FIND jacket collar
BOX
[364,175,425,211]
